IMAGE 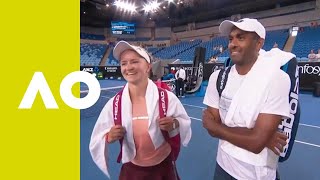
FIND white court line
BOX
[294,140,320,148]
[189,116,320,148]
[101,96,112,99]
[182,104,205,109]
[183,103,320,129]
[299,123,320,129]
[80,86,124,93]
[190,117,202,121]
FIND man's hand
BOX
[202,109,221,137]
[266,131,288,155]
[158,117,178,132]
[106,125,126,143]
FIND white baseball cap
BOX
[219,18,266,39]
[113,41,151,63]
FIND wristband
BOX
[172,120,176,129]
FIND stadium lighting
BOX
[143,1,160,13]
[291,31,298,36]
[143,4,152,12]
[291,26,299,37]
[114,0,137,13]
[166,0,174,3]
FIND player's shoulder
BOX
[166,89,178,99]
[275,69,290,83]
[209,69,221,81]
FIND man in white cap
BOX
[90,41,191,180]
[202,18,290,180]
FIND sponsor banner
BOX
[298,62,320,90]
[203,63,225,80]
[80,66,122,79]
[80,62,320,91]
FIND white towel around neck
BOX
[224,48,295,127]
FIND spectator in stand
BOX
[308,49,317,61]
[219,45,223,53]
[273,42,278,48]
[209,56,218,63]
[316,49,320,61]
[310,21,319,28]
[299,27,304,32]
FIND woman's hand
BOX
[106,125,126,143]
[158,117,179,132]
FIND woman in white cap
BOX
[89,41,191,180]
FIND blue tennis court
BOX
[81,80,320,180]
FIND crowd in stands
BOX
[306,22,320,61]
[156,43,167,47]
[308,49,320,61]
[80,33,105,40]
[80,20,320,65]
[212,45,224,53]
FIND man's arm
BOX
[202,107,221,137]
[203,107,284,154]
[219,113,282,154]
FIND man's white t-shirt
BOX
[175,68,186,80]
[203,66,290,180]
